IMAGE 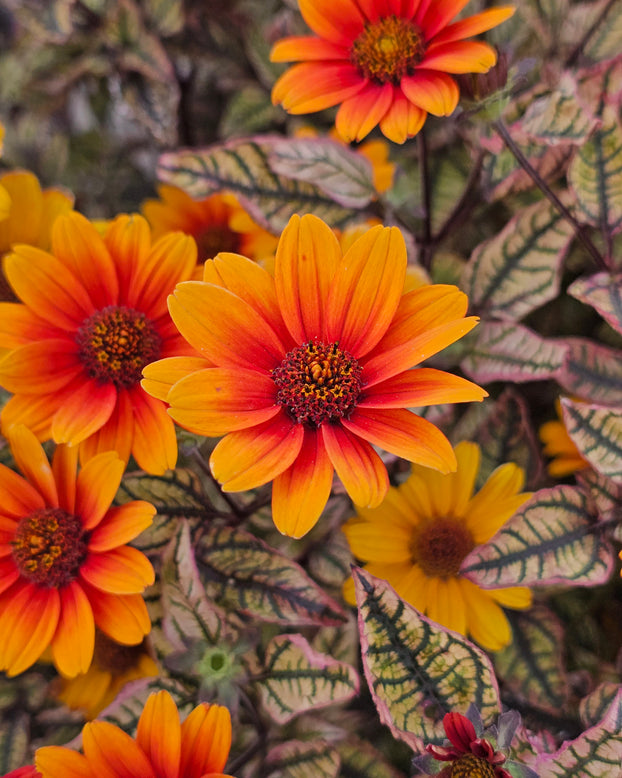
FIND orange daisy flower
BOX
[142,214,486,538]
[0,425,155,678]
[5,690,234,778]
[0,211,197,474]
[271,0,515,143]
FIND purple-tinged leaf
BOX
[561,397,622,482]
[568,273,622,336]
[265,739,340,778]
[461,321,568,383]
[354,568,500,752]
[484,142,573,202]
[336,736,407,778]
[576,468,622,525]
[580,683,622,729]
[461,485,614,588]
[576,54,622,118]
[557,338,622,406]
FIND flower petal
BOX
[0,339,81,393]
[342,515,414,563]
[379,89,427,143]
[423,40,497,73]
[103,214,151,298]
[272,427,334,538]
[487,585,532,609]
[420,0,471,39]
[271,35,347,62]
[464,463,530,544]
[0,303,56,349]
[298,0,366,45]
[401,70,459,116]
[80,546,155,594]
[426,575,467,637]
[129,388,178,474]
[75,452,125,530]
[272,63,365,114]
[6,424,58,506]
[36,746,94,778]
[136,691,181,778]
[335,83,394,142]
[0,461,45,517]
[78,388,134,466]
[141,356,210,401]
[180,703,232,778]
[86,585,151,645]
[52,444,78,514]
[431,7,516,45]
[0,557,20,594]
[51,581,95,678]
[1,392,55,441]
[88,501,156,552]
[459,578,512,651]
[359,367,487,408]
[83,721,157,778]
[51,378,118,446]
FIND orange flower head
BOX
[271,0,515,143]
[0,425,155,678]
[0,211,199,474]
[142,214,486,538]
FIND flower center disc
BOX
[450,753,498,778]
[412,518,475,578]
[272,341,363,426]
[195,224,240,261]
[351,15,425,84]
[76,305,161,389]
[93,631,145,674]
[12,508,88,588]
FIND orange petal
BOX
[272,427,334,538]
[36,746,94,778]
[0,392,55,441]
[52,444,78,514]
[86,585,151,644]
[321,423,389,507]
[136,691,181,778]
[38,186,75,245]
[210,412,304,491]
[275,214,342,343]
[358,367,487,408]
[343,408,457,472]
[6,424,58,506]
[0,171,43,245]
[0,303,54,349]
[272,62,365,113]
[423,40,497,73]
[326,225,406,357]
[356,0,405,22]
[271,35,347,62]
[0,339,81,393]
[51,378,117,446]
[104,214,151,296]
[51,581,95,677]
[78,388,134,467]
[129,388,178,475]
[379,89,427,144]
[335,83,393,142]
[180,703,232,777]
[141,356,210,401]
[88,501,156,552]
[420,0,471,38]
[298,0,366,44]
[75,451,124,530]
[0,461,45,517]
[83,721,157,778]
[401,70,459,115]
[80,546,155,594]
[431,7,516,45]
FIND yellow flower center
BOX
[412,517,475,578]
[195,224,240,262]
[12,508,88,588]
[272,341,363,426]
[76,305,161,389]
[450,754,498,777]
[350,15,425,84]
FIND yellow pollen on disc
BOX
[450,754,498,778]
[350,15,425,84]
[411,517,475,578]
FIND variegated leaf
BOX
[258,634,358,724]
[158,137,363,233]
[582,0,622,61]
[495,604,570,715]
[0,712,29,774]
[99,676,191,730]
[561,398,622,482]
[312,613,359,667]
[461,321,567,383]
[557,338,622,406]
[336,736,407,778]
[576,54,622,117]
[461,485,614,588]
[354,568,500,752]
[266,739,340,778]
[195,525,346,626]
[484,142,573,201]
[568,273,622,336]
[580,683,622,728]
[537,689,622,777]
[576,469,622,524]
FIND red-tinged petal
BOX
[343,408,457,472]
[136,691,181,778]
[78,388,134,467]
[0,303,55,349]
[83,721,157,778]
[275,214,342,343]
[271,35,348,62]
[420,0,471,39]
[104,214,150,298]
[75,452,125,530]
[52,444,78,514]
[0,581,61,676]
[356,0,404,22]
[431,7,516,45]
[321,423,389,507]
[51,378,117,445]
[80,546,155,594]
[423,40,497,73]
[180,704,232,778]
[379,88,427,143]
[413,0,435,25]
[129,388,178,474]
[401,70,459,115]
[36,746,94,778]
[0,462,45,517]
[358,367,487,408]
[51,212,119,309]
[298,0,366,44]
[272,63,365,114]
[88,502,156,552]
[86,585,151,644]
[210,412,304,492]
[326,225,406,357]
[0,392,55,441]
[0,558,20,594]
[169,281,285,372]
[272,427,334,538]
[6,424,58,506]
[443,711,476,752]
[141,356,210,401]
[335,83,393,142]
[4,245,94,330]
[51,581,95,677]
[0,339,80,394]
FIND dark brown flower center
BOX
[412,517,475,578]
[93,630,146,675]
[451,754,497,778]
[272,341,363,426]
[12,508,88,588]
[76,305,161,389]
[350,16,425,84]
[195,224,241,262]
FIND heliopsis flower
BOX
[5,690,234,778]
[271,0,515,143]
[142,186,278,271]
[0,425,155,678]
[342,441,532,650]
[143,214,485,538]
[539,398,589,478]
[0,211,197,474]
[56,631,158,719]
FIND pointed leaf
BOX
[195,525,346,626]
[0,712,29,774]
[462,485,615,588]
[266,740,340,778]
[568,273,622,337]
[557,338,622,406]
[354,567,500,751]
[576,469,622,525]
[336,736,407,778]
[99,676,191,729]
[580,683,622,729]
[561,398,622,482]
[484,141,573,202]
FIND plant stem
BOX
[433,149,485,245]
[417,128,433,270]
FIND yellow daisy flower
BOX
[342,441,533,651]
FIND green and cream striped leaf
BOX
[266,739,340,778]
[568,107,622,234]
[557,339,622,406]
[0,712,29,775]
[99,676,191,731]
[576,469,622,526]
[537,688,622,777]
[461,321,568,383]
[561,398,622,482]
[195,525,346,626]
[354,568,500,751]
[568,273,622,336]
[258,634,359,724]
[461,485,614,587]
[336,736,407,778]
[158,137,365,233]
[580,683,622,729]
[485,142,572,202]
